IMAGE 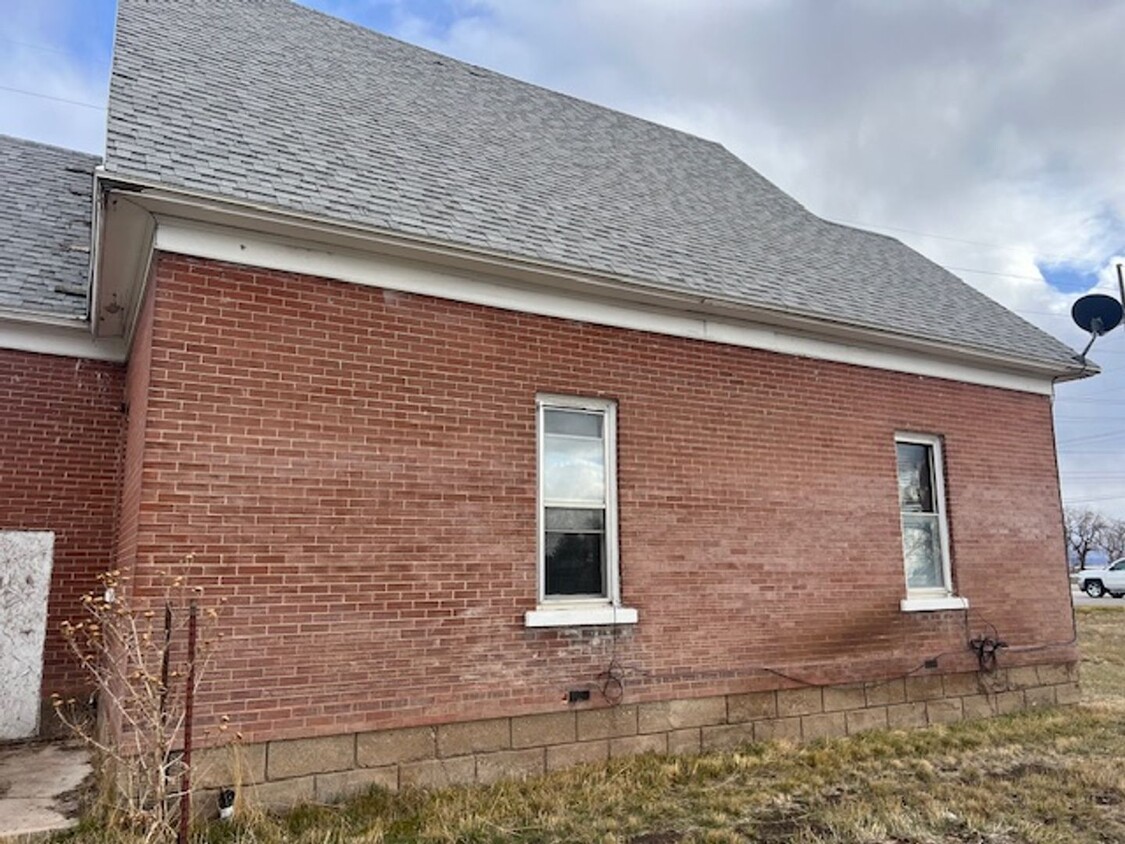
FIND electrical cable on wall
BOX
[968,628,1008,673]
[593,603,1077,704]
[596,605,631,704]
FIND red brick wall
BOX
[0,349,124,696]
[130,252,1074,744]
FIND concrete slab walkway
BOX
[0,741,91,840]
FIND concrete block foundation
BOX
[188,662,1080,816]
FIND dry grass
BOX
[56,607,1125,843]
[1073,607,1125,705]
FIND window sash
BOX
[895,434,952,597]
[537,396,618,605]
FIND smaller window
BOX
[526,395,637,628]
[895,433,955,604]
[538,397,616,602]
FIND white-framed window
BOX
[894,433,966,612]
[525,394,637,628]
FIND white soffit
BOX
[153,220,1055,396]
[95,191,156,344]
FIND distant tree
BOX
[1103,518,1125,563]
[1065,506,1108,570]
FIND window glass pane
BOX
[545,409,603,438]
[543,434,605,503]
[896,443,934,513]
[545,507,604,532]
[545,530,605,596]
[902,513,943,589]
[539,402,613,600]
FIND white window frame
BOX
[895,432,967,613]
[525,394,637,627]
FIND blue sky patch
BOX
[314,0,472,40]
[1038,261,1103,294]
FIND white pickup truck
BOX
[1075,559,1125,598]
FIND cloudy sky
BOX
[4,0,1125,519]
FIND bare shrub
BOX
[53,561,224,842]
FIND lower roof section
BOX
[0,136,98,319]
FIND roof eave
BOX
[0,307,126,361]
[95,170,1085,384]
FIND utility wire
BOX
[0,37,75,57]
[1057,428,1125,446]
[946,266,1051,283]
[1063,494,1125,504]
[0,84,105,110]
[1055,396,1125,404]
[1055,415,1123,420]
[830,216,1115,266]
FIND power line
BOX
[0,37,74,57]
[1080,348,1125,356]
[0,84,105,110]
[829,216,1114,266]
[830,216,1123,296]
[1055,396,1125,404]
[1057,428,1125,447]
[1062,494,1125,504]
[1009,308,1070,318]
[946,266,1050,283]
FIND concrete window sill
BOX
[524,606,638,628]
[900,596,969,612]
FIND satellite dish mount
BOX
[1071,270,1124,362]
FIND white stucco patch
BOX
[0,531,55,740]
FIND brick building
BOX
[1,0,1086,803]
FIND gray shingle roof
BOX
[104,0,1081,372]
[0,135,97,319]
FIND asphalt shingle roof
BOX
[0,135,97,319]
[102,0,1080,372]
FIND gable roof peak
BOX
[103,0,1081,373]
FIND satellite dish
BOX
[1072,294,1123,335]
[1071,292,1124,363]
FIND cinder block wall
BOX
[124,252,1075,749]
[0,349,124,699]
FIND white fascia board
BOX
[0,315,126,362]
[153,220,1055,396]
